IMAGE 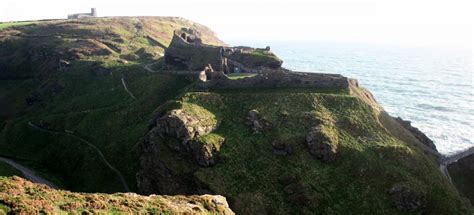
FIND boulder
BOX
[246,109,272,134]
[306,125,338,163]
[272,140,293,156]
[389,183,427,212]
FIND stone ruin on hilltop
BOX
[164,28,283,73]
[164,27,356,91]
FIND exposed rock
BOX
[155,109,218,145]
[447,151,474,205]
[272,140,293,156]
[120,53,139,61]
[246,109,272,134]
[394,117,437,151]
[136,135,213,195]
[191,134,225,167]
[306,125,338,162]
[388,183,427,212]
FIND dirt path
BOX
[0,157,58,188]
[28,122,131,192]
[121,77,136,99]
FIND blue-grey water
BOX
[230,40,473,155]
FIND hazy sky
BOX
[1,0,473,48]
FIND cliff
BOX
[0,17,472,214]
[448,150,474,205]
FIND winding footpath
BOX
[28,122,130,192]
[0,156,58,189]
[121,77,136,99]
[439,146,474,184]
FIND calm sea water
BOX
[230,40,473,155]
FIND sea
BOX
[230,40,473,156]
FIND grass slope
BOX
[155,90,471,214]
[0,176,233,214]
[0,17,221,193]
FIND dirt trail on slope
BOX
[121,77,136,99]
[0,157,58,188]
[28,122,130,192]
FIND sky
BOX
[0,0,473,48]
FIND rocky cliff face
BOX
[448,153,474,205]
[0,176,234,214]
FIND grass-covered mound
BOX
[142,90,471,214]
[0,176,233,214]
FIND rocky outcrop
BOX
[447,152,474,205]
[306,125,338,163]
[0,176,234,214]
[388,183,427,212]
[272,140,293,156]
[191,134,225,167]
[394,117,437,151]
[137,108,220,194]
[246,109,272,134]
[154,109,218,144]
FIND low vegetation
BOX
[0,176,233,214]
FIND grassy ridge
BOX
[155,91,470,214]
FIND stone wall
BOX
[196,70,352,91]
[164,29,223,71]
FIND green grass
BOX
[0,60,191,193]
[0,21,36,30]
[150,91,471,214]
[0,161,22,177]
[0,176,230,214]
[227,73,257,80]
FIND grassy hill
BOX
[0,17,223,192]
[0,17,471,214]
[139,89,472,214]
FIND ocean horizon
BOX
[230,40,473,156]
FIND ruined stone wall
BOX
[196,71,351,91]
[164,30,223,71]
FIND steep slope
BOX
[137,87,471,214]
[0,17,224,193]
[448,153,474,205]
[0,17,471,214]
[0,176,234,214]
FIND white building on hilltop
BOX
[68,8,97,19]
